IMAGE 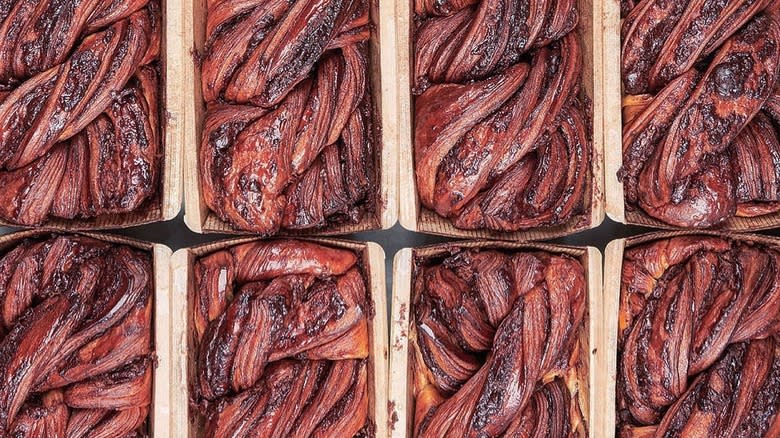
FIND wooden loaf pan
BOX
[602,230,780,437]
[0,0,185,231]
[602,0,780,231]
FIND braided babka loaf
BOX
[0,234,154,437]
[0,1,162,226]
[191,239,374,436]
[618,235,780,437]
[620,1,780,228]
[412,0,592,232]
[411,248,589,437]
[199,0,377,235]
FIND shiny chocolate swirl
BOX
[622,0,774,95]
[199,0,377,234]
[412,248,588,437]
[414,33,592,231]
[412,0,578,87]
[620,6,780,228]
[191,239,372,436]
[618,236,780,436]
[413,0,591,233]
[0,2,162,226]
[0,234,154,437]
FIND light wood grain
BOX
[367,242,390,436]
[389,248,412,438]
[151,244,174,438]
[398,0,605,241]
[602,238,625,438]
[388,241,602,438]
[396,0,415,233]
[181,0,205,233]
[603,0,624,223]
[169,249,191,438]
[183,0,397,235]
[171,237,389,437]
[586,246,603,438]
[162,0,185,222]
[378,0,400,231]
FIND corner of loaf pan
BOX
[170,236,389,437]
[0,229,174,437]
[603,230,780,437]
[0,0,185,231]
[183,0,398,236]
[389,240,603,437]
[398,0,606,241]
[604,0,780,231]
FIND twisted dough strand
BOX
[622,0,774,94]
[621,12,780,228]
[191,240,372,436]
[412,0,577,86]
[619,236,780,435]
[0,6,159,170]
[413,249,587,437]
[414,31,591,231]
[205,359,370,437]
[0,66,160,225]
[199,0,376,233]
[201,0,369,107]
[0,0,151,84]
[0,3,162,226]
[0,235,154,437]
[200,48,374,234]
